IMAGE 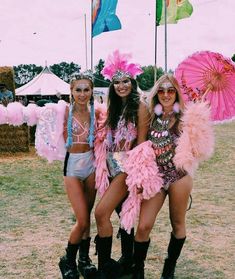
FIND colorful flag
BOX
[92,0,122,37]
[156,0,193,25]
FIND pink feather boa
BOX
[0,104,8,124]
[173,101,214,176]
[0,102,39,126]
[22,103,39,126]
[6,102,25,126]
[94,103,109,196]
[120,141,163,233]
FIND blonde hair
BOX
[149,74,185,121]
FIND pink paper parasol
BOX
[175,50,235,123]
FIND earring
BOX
[173,102,180,113]
[154,104,163,116]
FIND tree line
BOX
[13,60,164,91]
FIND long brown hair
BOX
[106,78,140,130]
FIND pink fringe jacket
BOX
[95,101,214,233]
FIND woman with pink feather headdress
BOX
[93,50,161,279]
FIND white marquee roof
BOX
[15,66,70,96]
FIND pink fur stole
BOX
[120,141,163,233]
[0,104,8,124]
[94,102,109,196]
[173,101,214,177]
[6,102,24,126]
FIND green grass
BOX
[0,122,235,279]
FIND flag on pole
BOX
[92,0,122,37]
[156,0,193,25]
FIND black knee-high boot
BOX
[160,233,186,279]
[118,227,134,276]
[95,235,120,279]
[132,239,150,279]
[59,242,80,279]
[78,237,97,278]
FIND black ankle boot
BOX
[160,233,186,279]
[132,239,150,279]
[95,235,120,279]
[117,227,134,276]
[78,237,97,278]
[59,242,80,279]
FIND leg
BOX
[65,177,90,243]
[169,175,193,238]
[95,173,128,237]
[135,190,166,242]
[60,177,89,279]
[95,173,128,278]
[78,172,97,278]
[161,175,193,279]
[132,191,166,279]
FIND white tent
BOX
[15,66,70,97]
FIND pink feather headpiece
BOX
[101,50,143,81]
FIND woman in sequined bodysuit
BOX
[131,74,192,279]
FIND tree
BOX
[50,62,81,82]
[13,64,43,88]
[137,66,164,91]
[93,59,110,87]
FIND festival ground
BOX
[0,122,234,279]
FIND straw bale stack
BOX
[0,67,29,152]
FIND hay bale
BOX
[0,124,30,152]
[0,66,15,98]
[0,67,29,152]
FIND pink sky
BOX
[0,0,234,71]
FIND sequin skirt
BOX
[106,151,128,178]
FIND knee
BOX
[95,205,109,225]
[136,222,153,240]
[74,220,90,235]
[171,219,186,238]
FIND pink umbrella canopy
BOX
[175,51,235,123]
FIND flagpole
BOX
[84,14,88,70]
[164,0,168,73]
[91,0,93,71]
[154,1,158,83]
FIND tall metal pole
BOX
[164,0,168,73]
[154,2,158,83]
[91,0,93,71]
[84,14,88,70]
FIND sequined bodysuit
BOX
[148,115,186,190]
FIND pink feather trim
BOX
[120,141,163,233]
[0,104,8,124]
[94,102,109,196]
[7,102,24,126]
[174,101,214,176]
[22,103,38,126]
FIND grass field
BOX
[0,122,234,279]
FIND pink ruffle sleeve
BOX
[174,101,215,177]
